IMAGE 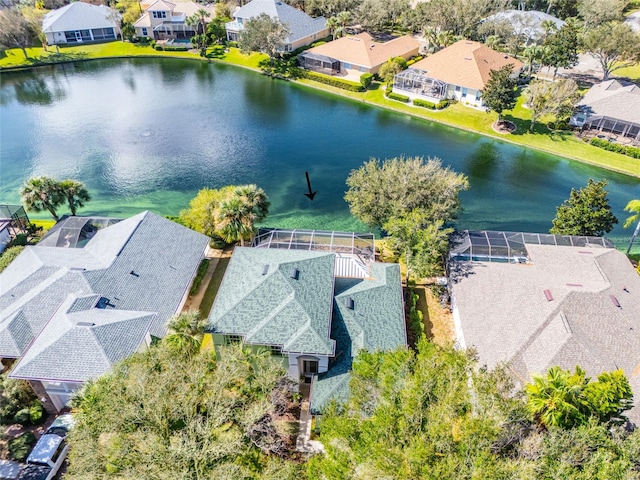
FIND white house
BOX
[42,2,120,46]
[393,40,523,109]
[225,0,329,52]
[133,0,214,40]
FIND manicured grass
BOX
[198,252,231,317]
[31,219,56,231]
[614,63,640,83]
[1,42,638,177]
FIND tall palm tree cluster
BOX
[216,184,270,246]
[20,176,91,221]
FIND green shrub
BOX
[590,138,640,159]
[13,408,31,425]
[0,375,40,425]
[29,402,45,425]
[8,431,36,462]
[387,91,410,103]
[414,99,437,109]
[310,40,327,47]
[189,259,210,295]
[154,44,164,51]
[164,46,189,52]
[227,41,238,48]
[304,71,364,92]
[10,234,28,247]
[360,73,374,89]
[437,99,449,109]
[0,246,25,273]
[406,55,424,66]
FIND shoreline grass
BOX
[1,42,639,178]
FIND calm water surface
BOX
[1,58,639,249]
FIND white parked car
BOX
[17,414,73,480]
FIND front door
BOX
[74,31,83,43]
[302,359,318,377]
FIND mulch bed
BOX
[492,120,516,134]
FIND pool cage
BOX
[252,229,376,278]
[39,216,122,248]
[0,205,31,236]
[297,52,341,75]
[393,69,447,99]
[449,230,614,263]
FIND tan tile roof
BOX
[306,33,421,69]
[411,40,523,91]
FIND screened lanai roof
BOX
[299,51,339,64]
[450,230,614,263]
[39,216,122,248]
[252,229,375,278]
[393,68,448,98]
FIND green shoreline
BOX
[1,44,639,179]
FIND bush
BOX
[154,44,164,51]
[437,99,449,109]
[406,55,424,66]
[360,73,373,89]
[387,91,410,103]
[13,408,31,425]
[0,246,25,273]
[164,46,189,52]
[0,375,40,425]
[8,431,36,462]
[590,138,640,159]
[227,41,238,48]
[311,41,327,47]
[10,234,28,247]
[304,71,364,92]
[29,402,45,425]
[413,99,437,109]
[189,259,210,295]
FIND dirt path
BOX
[181,247,222,313]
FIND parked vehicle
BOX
[16,414,73,480]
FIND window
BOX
[152,11,167,19]
[455,86,460,92]
[462,88,468,96]
[51,440,67,463]
[142,27,148,36]
[226,335,242,345]
[476,91,481,101]
[269,345,283,356]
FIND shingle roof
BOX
[231,0,327,44]
[450,240,640,423]
[208,247,336,355]
[303,33,420,69]
[484,9,565,40]
[0,211,208,365]
[310,263,406,413]
[577,79,640,125]
[42,2,119,33]
[409,40,523,91]
[10,294,154,382]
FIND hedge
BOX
[413,98,450,110]
[304,71,364,92]
[0,246,24,273]
[189,259,210,295]
[590,138,640,159]
[360,73,373,89]
[387,91,410,103]
[406,55,424,66]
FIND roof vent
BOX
[96,297,113,309]
[566,283,583,287]
[346,297,355,310]
[130,270,139,277]
[262,264,269,275]
[77,322,95,327]
[290,268,299,280]
[543,289,554,301]
[610,295,621,308]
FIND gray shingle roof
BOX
[577,80,640,125]
[310,263,406,414]
[0,211,208,374]
[208,247,336,355]
[10,294,155,382]
[231,0,327,45]
[450,240,640,423]
[42,2,119,33]
[484,9,565,40]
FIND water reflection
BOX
[11,73,67,106]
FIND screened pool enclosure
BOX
[39,216,122,248]
[393,69,447,99]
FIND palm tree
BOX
[20,176,63,221]
[195,8,211,33]
[216,196,256,246]
[233,184,270,224]
[326,16,341,40]
[522,45,544,77]
[624,199,640,254]
[58,179,91,216]
[163,310,207,355]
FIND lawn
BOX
[1,42,639,177]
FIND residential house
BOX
[1,212,209,412]
[483,10,565,45]
[225,0,329,52]
[206,229,406,413]
[570,79,640,144]
[42,2,120,46]
[0,204,30,254]
[393,40,523,108]
[298,33,420,76]
[133,0,213,40]
[448,230,640,424]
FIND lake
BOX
[1,58,639,250]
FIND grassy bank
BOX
[1,42,639,178]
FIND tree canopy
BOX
[66,342,303,480]
[344,156,469,230]
[524,78,579,132]
[20,176,91,220]
[0,8,35,59]
[582,22,640,81]
[550,178,619,236]
[239,13,290,64]
[483,64,519,123]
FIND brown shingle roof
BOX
[410,40,523,90]
[305,33,420,69]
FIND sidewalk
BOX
[295,382,324,454]
[181,246,222,313]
